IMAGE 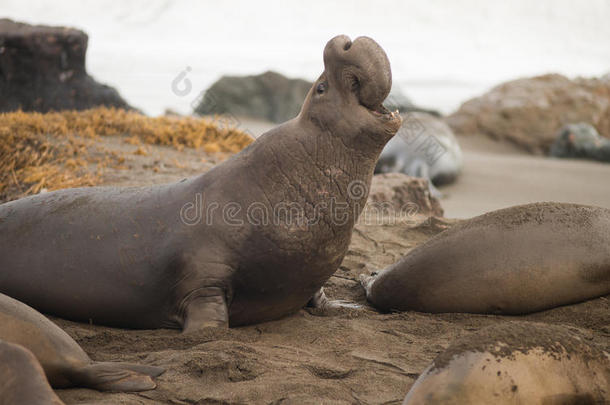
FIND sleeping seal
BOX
[402,323,609,404]
[0,35,401,332]
[361,202,610,314]
[0,340,65,405]
[0,292,164,391]
[375,111,463,197]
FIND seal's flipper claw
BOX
[307,287,362,313]
[182,287,229,334]
[72,363,157,392]
[327,299,362,310]
[359,273,376,298]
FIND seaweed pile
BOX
[0,107,253,202]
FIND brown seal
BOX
[0,340,65,405]
[362,202,610,314]
[0,35,401,332]
[402,323,609,404]
[0,292,164,392]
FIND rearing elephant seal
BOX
[0,35,401,332]
[361,202,610,314]
[402,323,609,404]
[0,292,164,391]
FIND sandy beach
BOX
[23,122,602,405]
[442,134,610,218]
[1,5,609,401]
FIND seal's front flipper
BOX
[359,273,377,300]
[307,287,362,313]
[70,363,158,392]
[182,287,229,333]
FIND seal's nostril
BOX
[343,41,352,51]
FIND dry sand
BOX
[442,134,610,218]
[46,126,609,404]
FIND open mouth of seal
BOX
[367,103,399,120]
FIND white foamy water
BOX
[3,0,610,116]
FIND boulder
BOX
[550,122,610,162]
[193,71,311,123]
[446,74,610,154]
[0,19,132,113]
[384,86,440,117]
[194,71,436,123]
[367,173,444,218]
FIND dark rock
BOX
[384,87,440,117]
[0,19,132,113]
[446,74,610,154]
[193,71,311,123]
[550,123,610,162]
[194,70,437,123]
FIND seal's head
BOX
[299,35,402,147]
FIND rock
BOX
[194,71,437,124]
[384,86,440,117]
[446,74,610,154]
[375,112,463,197]
[367,173,444,218]
[193,71,311,123]
[549,123,610,162]
[0,19,132,113]
[383,86,415,111]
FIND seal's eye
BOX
[316,82,326,95]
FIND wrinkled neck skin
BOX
[244,115,387,223]
[188,112,391,253]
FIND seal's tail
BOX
[70,362,164,392]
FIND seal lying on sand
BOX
[402,323,609,404]
[0,35,401,332]
[375,112,462,197]
[361,202,610,314]
[550,122,610,163]
[0,292,164,391]
[0,340,65,405]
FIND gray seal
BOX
[549,122,610,162]
[375,111,462,197]
[362,202,610,314]
[0,35,401,332]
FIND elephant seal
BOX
[0,292,164,391]
[0,340,65,405]
[361,202,610,314]
[550,122,610,163]
[402,323,609,404]
[0,35,401,332]
[375,112,462,197]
